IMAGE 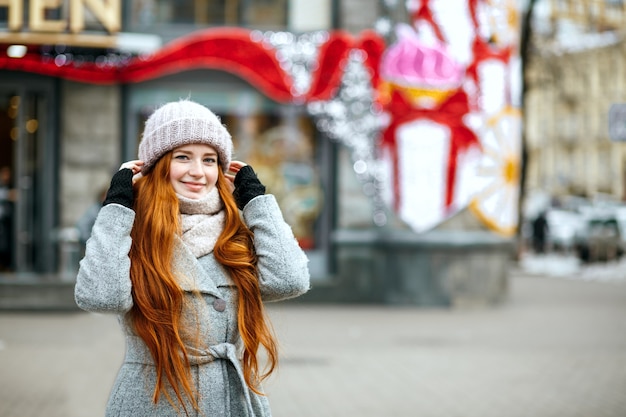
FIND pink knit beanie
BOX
[138,99,233,174]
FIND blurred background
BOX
[2,0,626,303]
[1,1,626,416]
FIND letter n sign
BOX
[609,103,626,142]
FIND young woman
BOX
[75,99,310,416]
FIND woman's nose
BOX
[188,159,203,176]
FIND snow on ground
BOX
[517,252,626,284]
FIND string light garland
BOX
[40,44,134,68]
[308,50,389,226]
[252,29,389,225]
[251,30,330,99]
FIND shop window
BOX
[129,0,287,28]
[0,95,16,273]
[0,85,57,274]
[224,111,322,250]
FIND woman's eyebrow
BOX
[173,150,217,156]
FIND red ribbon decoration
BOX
[465,37,513,108]
[306,30,386,102]
[0,28,385,105]
[410,0,446,43]
[381,88,481,212]
[119,27,294,102]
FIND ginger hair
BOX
[128,153,278,414]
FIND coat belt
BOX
[124,336,257,417]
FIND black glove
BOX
[233,165,266,210]
[103,168,134,209]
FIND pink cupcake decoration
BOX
[381,24,463,108]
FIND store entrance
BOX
[0,80,57,275]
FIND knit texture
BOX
[178,188,225,258]
[103,168,134,209]
[233,165,266,210]
[138,99,233,174]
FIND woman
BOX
[75,99,310,416]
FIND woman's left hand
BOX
[224,161,248,188]
[230,163,266,210]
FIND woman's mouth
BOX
[183,182,205,191]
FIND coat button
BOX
[213,298,226,312]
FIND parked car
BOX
[574,210,624,262]
[545,209,583,252]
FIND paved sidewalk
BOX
[1,273,625,416]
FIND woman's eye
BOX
[204,158,216,164]
[174,155,188,160]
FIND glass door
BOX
[0,78,57,275]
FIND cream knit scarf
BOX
[178,188,225,258]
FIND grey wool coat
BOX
[75,194,310,417]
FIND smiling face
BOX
[169,143,220,199]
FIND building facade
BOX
[525,0,626,203]
[0,0,381,280]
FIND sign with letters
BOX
[609,103,626,142]
[0,0,120,48]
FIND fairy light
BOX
[308,50,389,226]
[7,45,27,58]
[252,30,389,226]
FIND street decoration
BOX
[378,0,522,235]
[0,28,384,103]
[1,0,522,236]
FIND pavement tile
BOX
[0,273,625,417]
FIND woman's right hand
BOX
[119,160,144,184]
[103,161,144,209]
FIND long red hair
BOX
[129,153,278,414]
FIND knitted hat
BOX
[138,99,233,174]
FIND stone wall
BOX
[59,82,121,228]
[339,0,380,34]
